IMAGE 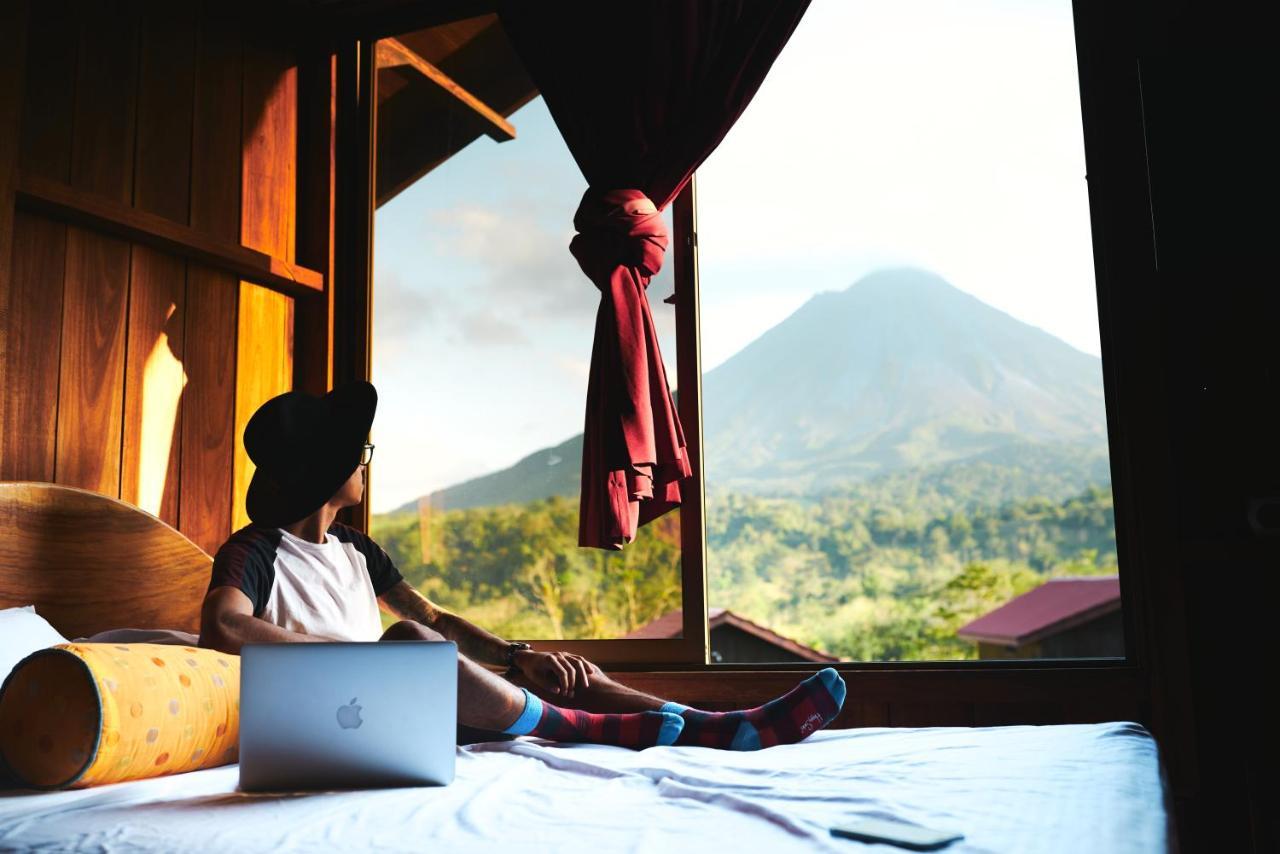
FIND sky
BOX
[370,0,1096,513]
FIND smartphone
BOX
[829,817,965,850]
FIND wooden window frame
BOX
[338,0,1164,680]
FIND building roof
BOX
[625,608,839,662]
[956,576,1121,647]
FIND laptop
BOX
[239,641,457,791]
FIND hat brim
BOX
[324,381,377,449]
[245,382,377,528]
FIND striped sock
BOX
[501,688,684,750]
[659,667,846,750]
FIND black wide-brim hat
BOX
[244,381,377,528]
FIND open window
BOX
[687,0,1126,664]
[364,0,1132,669]
[368,16,697,664]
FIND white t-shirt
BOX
[208,521,404,641]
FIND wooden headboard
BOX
[0,482,213,639]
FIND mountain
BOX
[391,267,1109,514]
[394,430,584,515]
[699,267,1107,494]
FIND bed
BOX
[0,482,1172,853]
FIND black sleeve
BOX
[331,523,404,596]
[208,525,279,617]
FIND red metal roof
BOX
[956,576,1121,646]
[624,607,839,662]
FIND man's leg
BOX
[501,653,848,750]
[501,663,668,713]
[379,621,682,748]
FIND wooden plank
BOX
[55,2,138,494]
[241,38,297,262]
[613,665,1144,722]
[232,283,293,531]
[190,0,242,242]
[0,0,30,449]
[121,249,186,521]
[17,0,77,183]
[68,2,138,202]
[181,265,237,555]
[673,179,708,664]
[56,227,131,493]
[233,35,298,530]
[1,212,65,481]
[180,0,242,554]
[16,173,324,296]
[3,0,75,482]
[1064,692,1142,724]
[294,49,337,397]
[121,1,197,525]
[844,701,892,728]
[331,38,376,533]
[375,20,536,207]
[132,1,195,222]
[971,701,1065,727]
[888,702,975,728]
[376,38,515,141]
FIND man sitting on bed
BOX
[199,381,846,751]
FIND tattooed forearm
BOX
[379,581,444,625]
[378,581,511,666]
[432,612,512,667]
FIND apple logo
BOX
[336,697,363,730]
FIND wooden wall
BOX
[0,0,333,556]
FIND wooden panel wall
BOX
[0,0,30,432]
[122,2,194,524]
[182,3,245,557]
[3,0,75,486]
[1,0,328,556]
[233,31,298,532]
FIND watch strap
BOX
[504,641,532,669]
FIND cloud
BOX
[373,269,450,360]
[375,264,536,354]
[553,354,590,381]
[457,307,532,348]
[423,201,680,330]
[425,202,590,323]
[652,307,676,342]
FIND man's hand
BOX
[514,650,600,699]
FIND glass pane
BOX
[371,76,681,640]
[696,0,1123,663]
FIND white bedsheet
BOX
[0,722,1168,853]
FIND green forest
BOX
[370,459,1119,661]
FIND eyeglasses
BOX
[360,443,375,466]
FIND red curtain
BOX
[498,1,812,549]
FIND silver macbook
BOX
[239,641,457,791]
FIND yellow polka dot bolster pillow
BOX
[0,643,240,789]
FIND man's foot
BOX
[660,667,846,749]
[502,687,683,750]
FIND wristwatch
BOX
[504,641,532,669]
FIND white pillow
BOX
[0,605,69,687]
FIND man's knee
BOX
[380,620,445,642]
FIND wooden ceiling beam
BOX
[376,37,514,142]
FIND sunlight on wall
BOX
[137,302,187,516]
